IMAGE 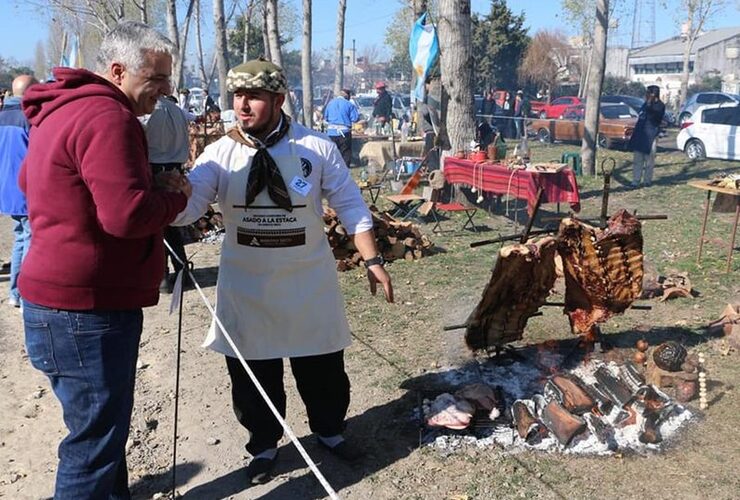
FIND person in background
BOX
[141,95,195,293]
[19,21,190,498]
[628,85,665,188]
[372,81,392,134]
[323,88,359,167]
[173,58,393,486]
[0,75,37,309]
[178,87,190,112]
[418,76,445,171]
[513,90,530,139]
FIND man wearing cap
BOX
[173,59,394,485]
[628,85,665,188]
[372,81,392,134]
[323,88,359,167]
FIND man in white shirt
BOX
[173,59,393,485]
[141,95,195,292]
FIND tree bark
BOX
[679,3,696,108]
[333,0,347,96]
[243,2,256,62]
[580,0,608,176]
[265,0,295,117]
[262,5,271,60]
[213,0,230,110]
[195,0,209,89]
[176,0,196,90]
[438,0,475,154]
[165,0,180,89]
[301,0,314,127]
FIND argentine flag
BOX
[408,13,439,102]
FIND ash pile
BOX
[418,349,695,456]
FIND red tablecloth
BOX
[443,157,581,213]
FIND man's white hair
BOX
[96,21,176,74]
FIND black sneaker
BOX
[318,439,365,463]
[245,454,278,485]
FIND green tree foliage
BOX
[602,75,646,96]
[0,57,34,89]
[688,73,723,94]
[471,0,529,93]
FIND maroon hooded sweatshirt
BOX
[18,68,187,310]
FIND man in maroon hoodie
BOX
[19,21,191,499]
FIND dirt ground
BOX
[1,140,739,500]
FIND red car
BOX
[538,96,583,119]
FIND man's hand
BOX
[155,171,192,198]
[179,175,193,198]
[367,265,394,303]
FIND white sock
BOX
[318,434,345,448]
[254,448,277,460]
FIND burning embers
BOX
[420,357,693,455]
[465,210,644,350]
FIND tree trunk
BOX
[301,0,314,127]
[265,0,295,117]
[333,0,347,96]
[438,0,475,154]
[195,0,209,89]
[165,0,180,89]
[243,2,255,62]
[213,0,230,110]
[176,0,196,90]
[580,0,608,176]
[262,6,271,60]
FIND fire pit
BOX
[415,344,695,456]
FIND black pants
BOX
[164,225,186,274]
[225,350,350,456]
[330,133,352,167]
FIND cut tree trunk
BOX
[580,0,608,176]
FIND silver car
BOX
[678,92,739,126]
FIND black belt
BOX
[150,162,183,174]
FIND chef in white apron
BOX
[173,59,393,485]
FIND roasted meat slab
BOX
[557,210,643,336]
[465,237,558,350]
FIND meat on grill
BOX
[557,210,643,336]
[425,393,475,430]
[465,237,558,350]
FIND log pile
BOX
[323,207,434,271]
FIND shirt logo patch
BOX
[301,157,312,177]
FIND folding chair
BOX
[383,163,425,221]
[427,188,478,233]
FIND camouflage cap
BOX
[226,58,288,94]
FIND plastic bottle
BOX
[401,120,410,141]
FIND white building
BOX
[627,27,740,105]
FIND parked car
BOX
[678,92,740,127]
[676,102,740,160]
[530,103,637,149]
[538,96,583,119]
[601,94,644,113]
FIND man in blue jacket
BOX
[0,74,37,308]
[323,88,359,167]
[628,85,665,188]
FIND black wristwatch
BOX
[363,255,385,269]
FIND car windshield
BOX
[601,104,636,119]
[356,96,375,107]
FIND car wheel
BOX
[678,112,691,126]
[597,133,612,149]
[685,139,706,160]
[537,128,552,143]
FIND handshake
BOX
[155,170,193,198]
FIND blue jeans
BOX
[23,301,143,500]
[9,214,31,303]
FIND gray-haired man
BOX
[19,21,190,498]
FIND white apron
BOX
[203,129,352,359]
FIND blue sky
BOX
[1,0,738,65]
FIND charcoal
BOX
[594,367,635,408]
[620,361,646,392]
[584,413,617,451]
[511,400,545,444]
[540,400,587,446]
[544,375,595,415]
[639,411,663,444]
[579,380,614,415]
